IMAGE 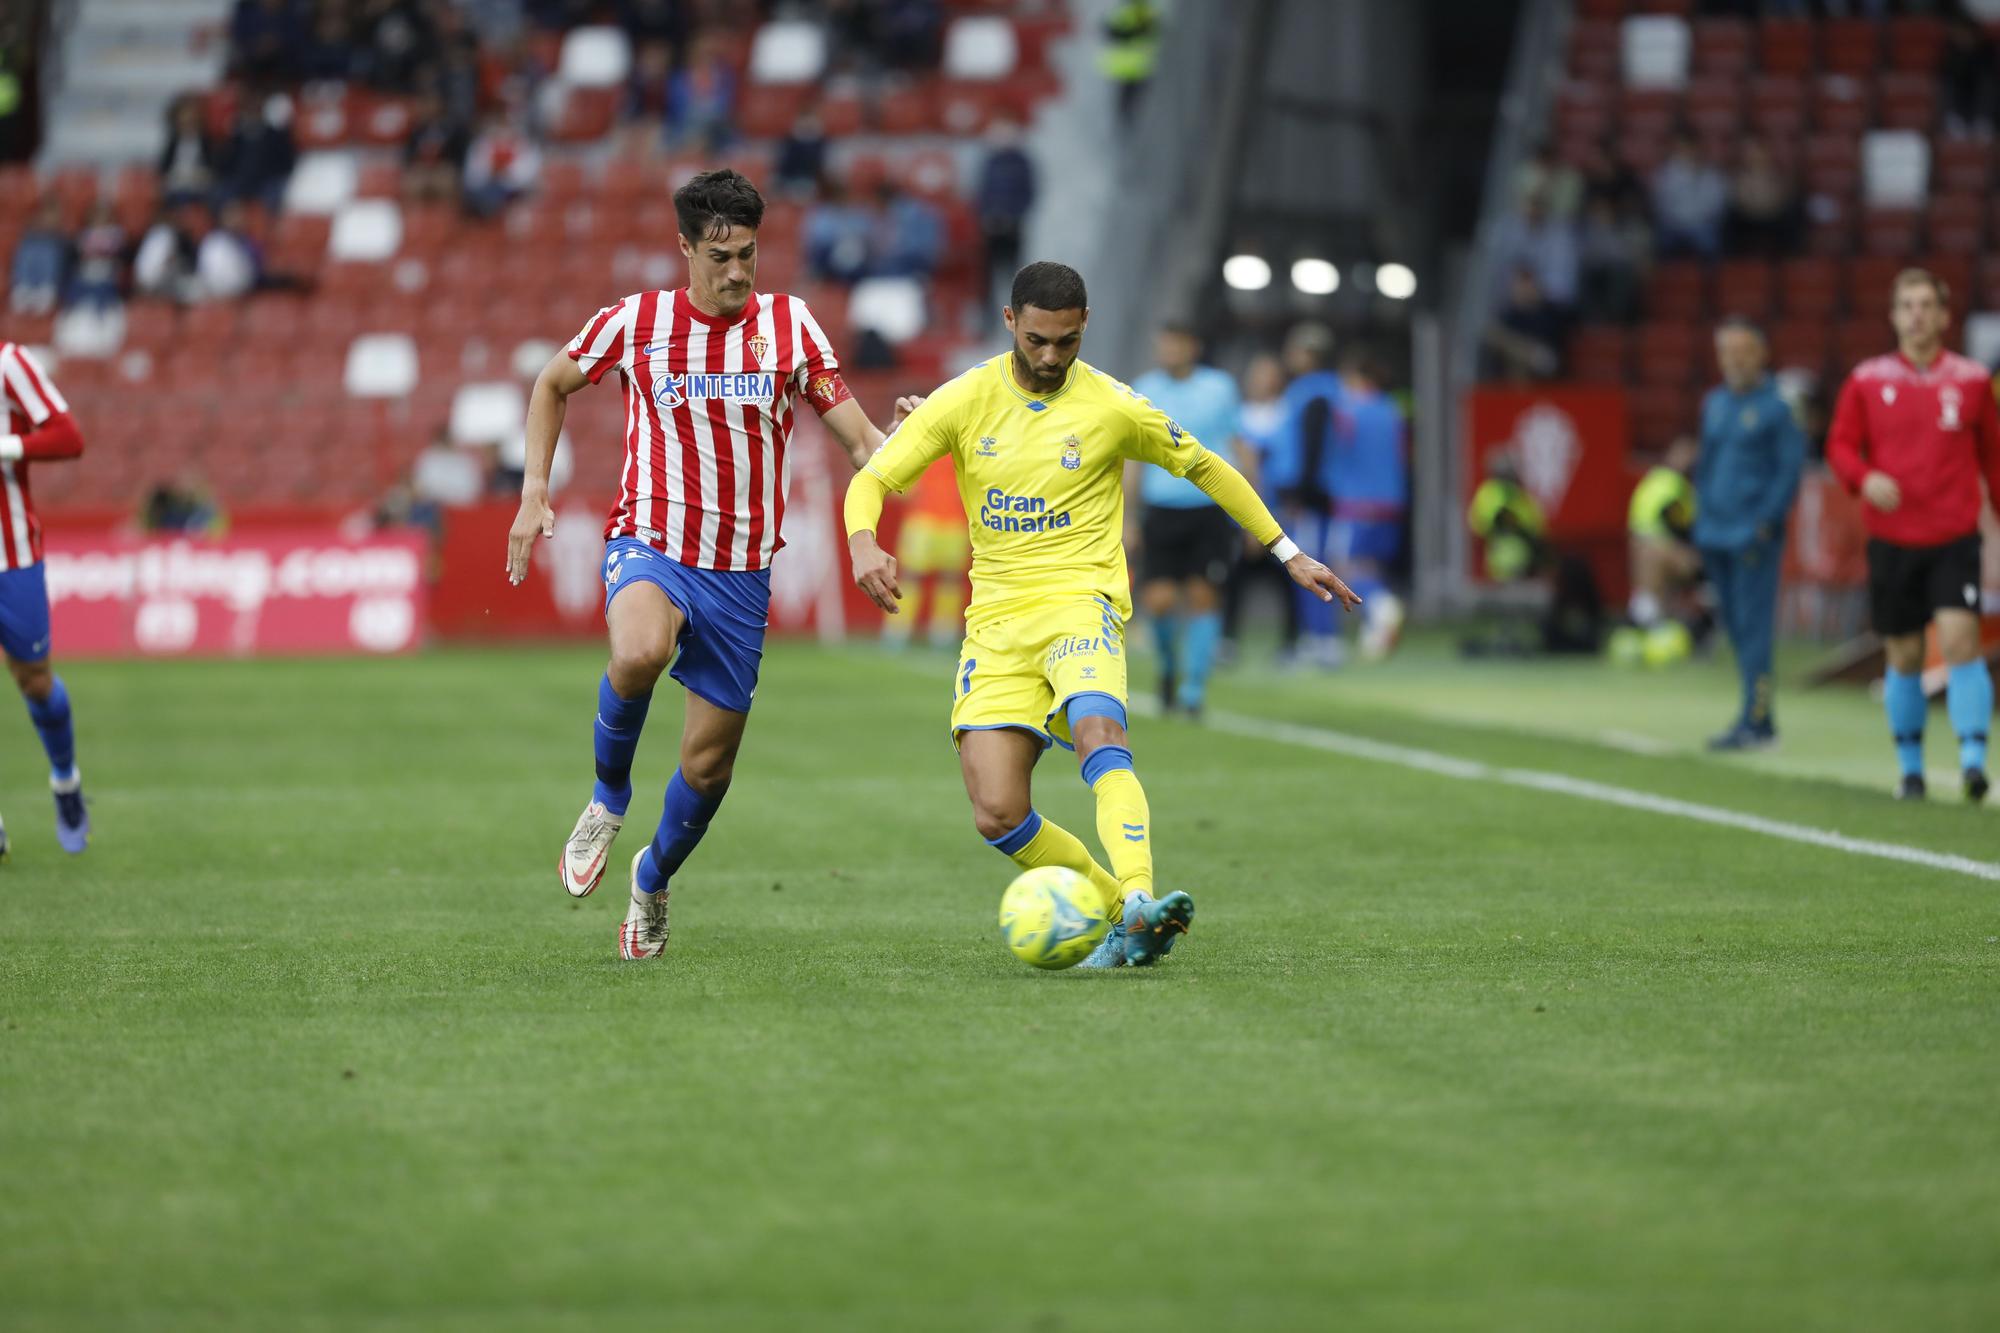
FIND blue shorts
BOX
[1330,517,1404,567]
[603,538,769,714]
[0,562,52,663]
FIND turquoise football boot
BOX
[1075,912,1128,969]
[1122,890,1193,966]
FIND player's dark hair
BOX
[1715,314,1766,341]
[1011,261,1088,314]
[674,169,765,242]
[1893,267,1950,308]
[1339,344,1383,383]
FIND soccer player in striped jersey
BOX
[844,263,1358,967]
[0,340,90,856]
[506,169,911,960]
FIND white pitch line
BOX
[1206,710,2000,884]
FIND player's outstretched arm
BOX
[507,351,589,585]
[821,395,925,470]
[1182,450,1361,610]
[843,469,903,614]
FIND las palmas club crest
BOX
[1060,435,1083,470]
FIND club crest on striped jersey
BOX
[747,333,771,366]
[652,370,778,410]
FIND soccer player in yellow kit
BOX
[844,263,1358,967]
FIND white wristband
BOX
[0,436,21,461]
[1271,535,1300,563]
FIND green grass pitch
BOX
[1,639,1996,1331]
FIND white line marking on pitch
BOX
[1206,710,2000,884]
[1597,728,1679,756]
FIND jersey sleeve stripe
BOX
[0,345,61,425]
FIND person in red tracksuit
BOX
[1826,268,2000,803]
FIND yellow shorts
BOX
[951,596,1128,751]
[899,515,970,575]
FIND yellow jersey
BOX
[863,354,1206,625]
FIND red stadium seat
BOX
[1635,322,1701,386]
[121,302,179,350]
[1927,194,1986,255]
[550,87,618,143]
[1630,385,1693,452]
[1846,255,1905,314]
[1759,18,1816,76]
[1976,256,2000,310]
[737,84,813,141]
[1859,209,1921,256]
[1876,74,1937,133]
[937,81,1009,136]
[1619,89,1679,141]
[1802,133,1860,197]
[1553,84,1614,142]
[1836,318,1889,370]
[1646,262,1709,322]
[1713,259,1776,320]
[1812,78,1874,136]
[1684,79,1742,138]
[1920,254,1974,307]
[1691,18,1753,77]
[1747,76,1809,138]
[819,94,866,138]
[1568,20,1620,83]
[1818,19,1883,76]
[1932,137,1993,193]
[1567,326,1630,384]
[878,81,941,135]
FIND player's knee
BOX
[971,798,1028,842]
[8,659,49,699]
[1072,719,1128,755]
[680,751,734,797]
[608,635,674,688]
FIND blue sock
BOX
[1151,615,1179,677]
[1946,660,1993,772]
[592,674,652,816]
[1178,613,1221,708]
[1883,669,1927,778]
[635,768,725,895]
[26,677,75,783]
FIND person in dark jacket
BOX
[1694,317,1806,752]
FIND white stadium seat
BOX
[1964,313,2000,370]
[450,381,529,446]
[344,333,419,399]
[1862,130,1930,209]
[557,26,633,88]
[1621,15,1690,91]
[328,199,404,263]
[943,17,1019,81]
[282,151,360,216]
[749,20,827,85]
[849,276,927,345]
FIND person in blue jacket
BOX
[1695,317,1807,752]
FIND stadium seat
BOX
[1932,137,1993,193]
[558,26,634,88]
[878,81,941,135]
[1888,17,1948,72]
[1634,322,1700,386]
[850,277,928,345]
[1621,15,1691,90]
[1758,18,1815,76]
[328,199,404,263]
[1646,262,1708,321]
[550,87,620,143]
[1876,75,1937,133]
[1965,313,2000,368]
[1921,254,1974,306]
[1927,194,1986,255]
[283,151,360,215]
[1619,89,1679,141]
[1813,77,1874,137]
[942,17,1019,80]
[1631,384,1691,451]
[1847,254,1906,313]
[737,83,814,140]
[1690,18,1752,77]
[1778,257,1840,318]
[353,95,414,148]
[1684,79,1742,138]
[1859,209,1921,256]
[1768,320,1831,376]
[1818,18,1882,76]
[1566,325,1630,384]
[1836,318,1888,369]
[345,333,420,399]
[748,20,828,85]
[1713,259,1775,320]
[449,382,527,446]
[1567,20,1620,83]
[937,81,1005,136]
[120,302,178,350]
[1747,76,1808,139]
[1862,131,1930,209]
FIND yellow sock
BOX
[1090,768,1154,900]
[1004,814,1123,919]
[928,576,965,643]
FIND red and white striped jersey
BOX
[565,288,846,572]
[0,342,70,571]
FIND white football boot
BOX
[559,800,623,898]
[618,849,670,961]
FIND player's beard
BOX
[1012,348,1068,392]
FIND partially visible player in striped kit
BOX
[0,340,90,856]
[505,169,913,959]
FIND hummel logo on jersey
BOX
[976,436,999,457]
[653,371,777,410]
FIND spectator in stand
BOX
[867,179,944,279]
[196,200,262,301]
[8,197,71,316]
[1516,140,1582,220]
[159,96,220,208]
[214,93,297,212]
[133,203,204,302]
[358,0,436,93]
[975,118,1036,306]
[805,173,872,284]
[624,39,674,145]
[404,89,470,205]
[1493,194,1579,318]
[1652,130,1728,259]
[1578,193,1646,323]
[1485,267,1564,382]
[139,472,226,538]
[230,0,303,85]
[665,30,738,153]
[461,108,542,218]
[774,104,830,199]
[878,0,945,72]
[298,4,359,83]
[67,202,128,311]
[1940,14,1999,138]
[436,32,484,129]
[1725,135,1801,258]
[621,0,689,48]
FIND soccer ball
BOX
[998,866,1110,970]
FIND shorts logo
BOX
[747,333,770,366]
[976,436,999,457]
[1080,665,1096,679]
[1060,435,1083,471]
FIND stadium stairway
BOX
[38,0,235,167]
